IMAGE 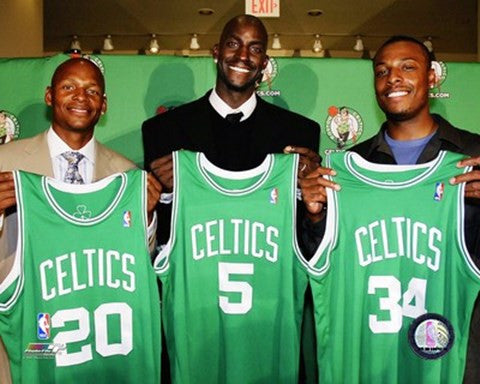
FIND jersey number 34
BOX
[368,275,427,333]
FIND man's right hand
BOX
[149,154,173,191]
[299,166,340,219]
[0,171,16,215]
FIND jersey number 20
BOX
[52,302,132,366]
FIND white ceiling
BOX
[44,0,478,60]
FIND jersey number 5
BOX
[218,262,254,314]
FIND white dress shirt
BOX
[209,88,257,121]
[47,126,96,183]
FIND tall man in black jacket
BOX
[142,14,321,383]
[142,14,321,245]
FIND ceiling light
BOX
[307,9,323,16]
[103,35,114,51]
[313,34,323,53]
[190,34,200,50]
[70,35,81,51]
[198,8,214,15]
[353,36,364,52]
[272,34,281,50]
[149,34,159,54]
[423,36,433,52]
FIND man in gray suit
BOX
[0,57,161,383]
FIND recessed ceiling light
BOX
[198,8,214,16]
[307,9,323,16]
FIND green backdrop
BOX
[0,54,479,166]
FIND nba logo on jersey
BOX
[433,182,444,201]
[270,188,279,204]
[37,313,50,340]
[123,210,132,227]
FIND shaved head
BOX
[51,58,105,93]
[219,14,268,48]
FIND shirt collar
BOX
[370,113,461,161]
[208,88,257,121]
[47,126,96,163]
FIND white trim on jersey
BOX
[0,170,148,311]
[197,152,274,196]
[140,170,150,255]
[0,171,25,311]
[153,152,181,274]
[345,151,446,189]
[304,158,337,277]
[457,173,480,279]
[43,172,127,226]
[305,150,480,281]
[288,153,308,265]
[154,150,304,275]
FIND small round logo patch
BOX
[325,106,364,149]
[408,313,454,359]
[0,110,20,144]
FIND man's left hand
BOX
[146,172,162,223]
[450,156,480,199]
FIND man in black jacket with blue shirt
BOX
[300,35,480,384]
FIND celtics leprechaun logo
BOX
[0,110,19,145]
[325,106,364,149]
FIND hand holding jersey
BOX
[450,155,480,199]
[0,172,15,215]
[154,150,308,383]
[0,170,161,383]
[304,150,480,383]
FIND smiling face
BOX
[373,41,435,122]
[45,59,106,141]
[213,15,269,99]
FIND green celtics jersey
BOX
[307,150,480,384]
[155,150,308,384]
[0,170,160,384]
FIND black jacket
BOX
[142,91,320,170]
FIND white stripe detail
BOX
[0,171,25,311]
[345,151,446,189]
[197,152,274,196]
[43,172,127,226]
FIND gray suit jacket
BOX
[0,131,135,384]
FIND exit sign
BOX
[246,0,280,17]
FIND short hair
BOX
[373,35,435,69]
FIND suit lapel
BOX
[93,140,113,181]
[23,132,55,177]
